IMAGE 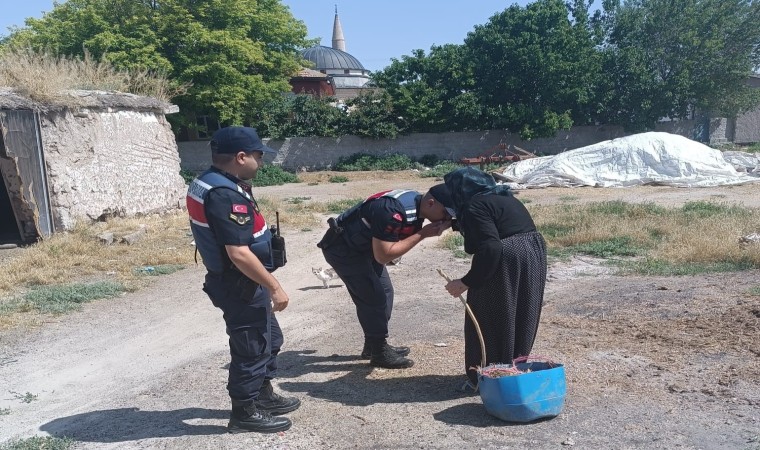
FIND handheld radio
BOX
[270,211,287,268]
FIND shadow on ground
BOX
[40,407,228,442]
[276,350,478,409]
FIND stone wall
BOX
[41,109,186,230]
[177,118,753,173]
[735,109,760,144]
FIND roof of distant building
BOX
[301,45,366,71]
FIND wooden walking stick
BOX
[437,269,487,388]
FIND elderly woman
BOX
[443,167,547,391]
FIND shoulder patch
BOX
[232,204,248,214]
[392,213,403,222]
[229,213,251,225]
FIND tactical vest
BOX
[337,189,422,252]
[186,169,275,273]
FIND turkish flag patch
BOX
[232,204,248,214]
[392,213,403,222]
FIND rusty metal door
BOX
[0,110,54,241]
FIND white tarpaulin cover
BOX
[500,132,760,188]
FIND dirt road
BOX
[0,178,758,449]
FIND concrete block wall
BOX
[177,119,755,173]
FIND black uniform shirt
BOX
[460,194,536,288]
[363,196,422,242]
[205,174,256,247]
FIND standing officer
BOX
[317,185,456,368]
[186,126,299,433]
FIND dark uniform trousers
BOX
[203,271,282,406]
[320,234,394,339]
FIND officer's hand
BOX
[445,279,469,297]
[419,219,452,238]
[270,287,290,312]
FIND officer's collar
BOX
[210,166,253,194]
[414,194,424,224]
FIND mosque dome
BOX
[301,45,366,72]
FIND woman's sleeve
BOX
[460,200,503,288]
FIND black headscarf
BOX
[443,167,513,219]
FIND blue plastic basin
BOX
[478,362,566,423]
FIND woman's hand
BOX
[419,219,452,238]
[445,279,469,297]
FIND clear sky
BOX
[0,0,531,72]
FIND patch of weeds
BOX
[547,247,573,261]
[250,165,299,187]
[135,265,184,276]
[286,196,311,204]
[586,201,665,217]
[559,196,579,202]
[680,201,747,218]
[1,436,74,450]
[441,234,469,259]
[569,236,643,258]
[647,227,668,242]
[335,153,414,171]
[326,198,363,214]
[301,228,312,232]
[519,198,532,204]
[539,223,575,239]
[179,169,196,184]
[416,154,442,167]
[307,181,319,186]
[0,407,10,415]
[619,258,756,276]
[328,175,349,183]
[418,161,459,178]
[743,142,760,153]
[21,282,125,314]
[747,286,760,296]
[10,391,38,403]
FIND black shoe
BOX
[228,405,292,433]
[369,342,414,369]
[360,342,410,359]
[254,380,301,415]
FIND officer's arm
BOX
[371,235,424,265]
[225,245,284,295]
[371,220,451,264]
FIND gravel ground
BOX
[0,176,758,449]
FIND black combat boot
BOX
[360,340,410,359]
[228,404,291,433]
[254,380,301,415]
[369,339,414,369]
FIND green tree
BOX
[256,94,343,139]
[464,0,601,139]
[598,0,760,130]
[372,45,482,133]
[3,0,312,126]
[340,91,403,138]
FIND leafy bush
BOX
[328,175,349,183]
[180,169,196,184]
[418,161,459,178]
[335,153,414,171]
[250,166,300,187]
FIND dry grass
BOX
[0,212,193,298]
[0,48,186,104]
[529,201,760,269]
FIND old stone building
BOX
[0,89,186,244]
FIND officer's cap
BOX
[429,184,457,219]
[210,127,277,155]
